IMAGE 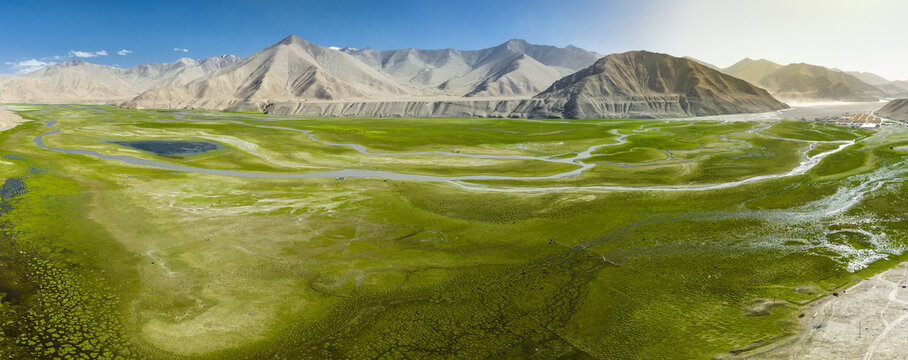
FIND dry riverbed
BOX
[754,262,908,359]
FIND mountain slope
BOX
[463,54,565,97]
[0,60,135,103]
[846,71,908,97]
[722,58,782,85]
[877,99,908,121]
[343,39,600,97]
[891,80,908,91]
[123,55,241,89]
[846,71,891,86]
[0,56,240,104]
[759,63,885,102]
[721,59,886,102]
[683,57,719,70]
[874,83,908,97]
[125,35,413,110]
[534,51,788,119]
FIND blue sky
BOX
[4,0,908,79]
[1,0,632,73]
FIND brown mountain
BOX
[758,63,885,102]
[846,71,908,97]
[532,51,788,119]
[877,99,908,121]
[722,58,782,85]
[722,59,886,102]
[683,57,720,70]
[847,71,890,86]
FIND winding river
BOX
[28,107,858,192]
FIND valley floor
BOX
[0,104,906,359]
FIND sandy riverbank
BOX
[0,107,25,132]
[752,262,908,359]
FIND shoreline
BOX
[0,107,26,132]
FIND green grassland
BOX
[0,105,905,359]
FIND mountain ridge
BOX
[760,63,885,102]
[124,35,604,110]
[124,35,414,110]
[877,98,908,121]
[721,58,886,102]
[340,38,601,97]
[0,55,241,104]
[533,51,788,118]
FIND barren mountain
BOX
[874,84,908,97]
[123,55,241,89]
[759,63,885,102]
[846,71,908,97]
[533,51,788,118]
[683,57,720,70]
[722,58,782,85]
[342,39,600,97]
[847,71,890,86]
[891,80,908,91]
[722,59,886,102]
[125,35,413,110]
[877,98,908,121]
[0,60,135,103]
[0,56,240,104]
[129,47,789,119]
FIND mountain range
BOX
[0,55,240,104]
[847,71,908,97]
[122,36,786,118]
[343,38,601,97]
[533,51,787,118]
[124,35,603,111]
[4,34,907,119]
[721,58,908,102]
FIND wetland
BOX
[0,104,906,359]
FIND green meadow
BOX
[0,105,906,359]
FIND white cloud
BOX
[69,50,94,58]
[69,50,108,58]
[173,48,189,53]
[117,49,133,56]
[329,46,341,50]
[5,59,56,74]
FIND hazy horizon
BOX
[3,0,907,80]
